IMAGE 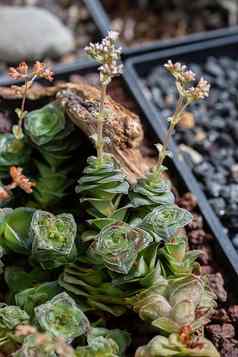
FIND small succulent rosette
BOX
[34,292,90,343]
[24,102,65,146]
[24,102,79,168]
[129,168,175,215]
[141,205,193,242]
[30,210,77,269]
[90,221,153,274]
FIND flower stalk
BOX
[85,31,123,160]
[8,61,53,140]
[156,60,210,175]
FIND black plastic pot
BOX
[124,35,238,277]
[88,0,238,57]
[1,58,237,286]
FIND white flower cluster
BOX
[165,60,196,84]
[85,31,123,86]
[164,60,210,102]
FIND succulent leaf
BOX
[1,207,35,254]
[90,221,153,274]
[140,205,193,241]
[30,210,77,269]
[34,292,90,342]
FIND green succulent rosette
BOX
[76,155,129,229]
[0,134,31,176]
[0,207,35,254]
[129,166,175,217]
[34,292,90,342]
[30,210,77,269]
[90,221,153,274]
[140,205,193,242]
[15,281,62,317]
[24,102,79,166]
[24,102,65,146]
[160,236,201,276]
[135,333,220,357]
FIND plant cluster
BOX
[0,32,220,356]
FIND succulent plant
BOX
[13,334,58,357]
[0,134,31,177]
[34,292,90,342]
[131,275,216,333]
[13,330,74,357]
[15,281,62,317]
[160,235,201,276]
[0,207,35,254]
[30,210,77,269]
[32,161,70,209]
[24,102,80,208]
[75,327,131,357]
[88,327,131,356]
[140,205,192,242]
[135,333,220,357]
[4,265,52,304]
[59,259,128,317]
[129,166,175,218]
[0,303,29,349]
[75,336,120,357]
[90,221,152,274]
[76,155,129,229]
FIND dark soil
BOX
[146,56,238,250]
[102,0,232,47]
[0,0,98,73]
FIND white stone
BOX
[0,6,75,62]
